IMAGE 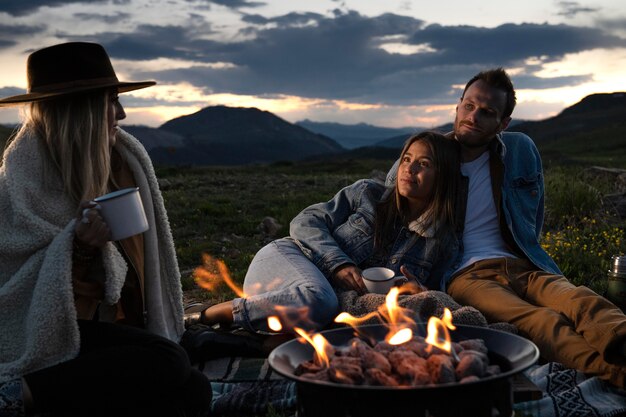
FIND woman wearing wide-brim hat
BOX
[0,42,211,417]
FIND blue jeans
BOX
[232,238,340,333]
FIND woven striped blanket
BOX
[200,358,626,417]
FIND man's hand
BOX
[331,264,368,295]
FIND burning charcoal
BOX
[300,369,331,382]
[401,339,430,358]
[485,364,501,376]
[295,360,325,376]
[365,368,400,387]
[459,375,480,384]
[362,348,392,374]
[347,338,374,358]
[451,341,464,354]
[425,345,451,357]
[328,356,364,385]
[427,354,456,384]
[458,349,489,368]
[458,338,488,354]
[374,340,395,353]
[313,344,336,367]
[388,350,430,385]
[455,352,486,379]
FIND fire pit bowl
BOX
[269,324,539,417]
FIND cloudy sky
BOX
[0,0,625,128]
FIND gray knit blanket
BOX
[337,289,517,332]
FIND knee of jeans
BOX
[298,285,339,329]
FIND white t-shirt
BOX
[454,151,517,274]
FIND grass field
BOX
[158,157,626,305]
[157,158,395,303]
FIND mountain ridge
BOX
[296,119,418,149]
[1,92,624,166]
[131,105,344,165]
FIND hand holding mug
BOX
[332,264,368,295]
[74,201,111,248]
[93,187,148,241]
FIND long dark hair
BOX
[374,131,460,250]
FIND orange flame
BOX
[382,287,414,344]
[270,305,317,332]
[334,311,379,327]
[334,286,416,344]
[268,316,282,332]
[193,253,245,297]
[388,327,413,345]
[294,327,332,368]
[425,308,456,353]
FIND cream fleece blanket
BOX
[0,128,184,383]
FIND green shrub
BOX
[544,167,604,229]
[541,217,625,294]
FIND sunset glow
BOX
[0,0,624,128]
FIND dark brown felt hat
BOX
[0,42,155,107]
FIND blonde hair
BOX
[16,89,112,204]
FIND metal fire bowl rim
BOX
[268,323,539,391]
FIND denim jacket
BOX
[386,131,562,288]
[486,131,562,276]
[289,179,455,290]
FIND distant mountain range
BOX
[126,106,343,165]
[295,120,418,149]
[1,93,624,166]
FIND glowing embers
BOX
[274,307,501,387]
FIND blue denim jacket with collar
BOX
[486,131,562,276]
[386,131,562,288]
[289,179,456,290]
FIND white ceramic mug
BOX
[93,187,149,241]
[361,267,407,294]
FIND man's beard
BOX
[454,119,496,147]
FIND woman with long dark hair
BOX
[198,131,461,333]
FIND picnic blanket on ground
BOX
[515,363,626,417]
[198,291,626,416]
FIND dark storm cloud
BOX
[408,23,625,66]
[0,23,47,50]
[73,12,131,24]
[556,1,600,18]
[242,12,325,26]
[65,10,624,105]
[186,0,265,9]
[512,74,592,89]
[0,0,117,16]
[61,22,223,60]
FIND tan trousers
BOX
[447,257,626,387]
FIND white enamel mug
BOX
[361,267,407,294]
[94,187,149,241]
